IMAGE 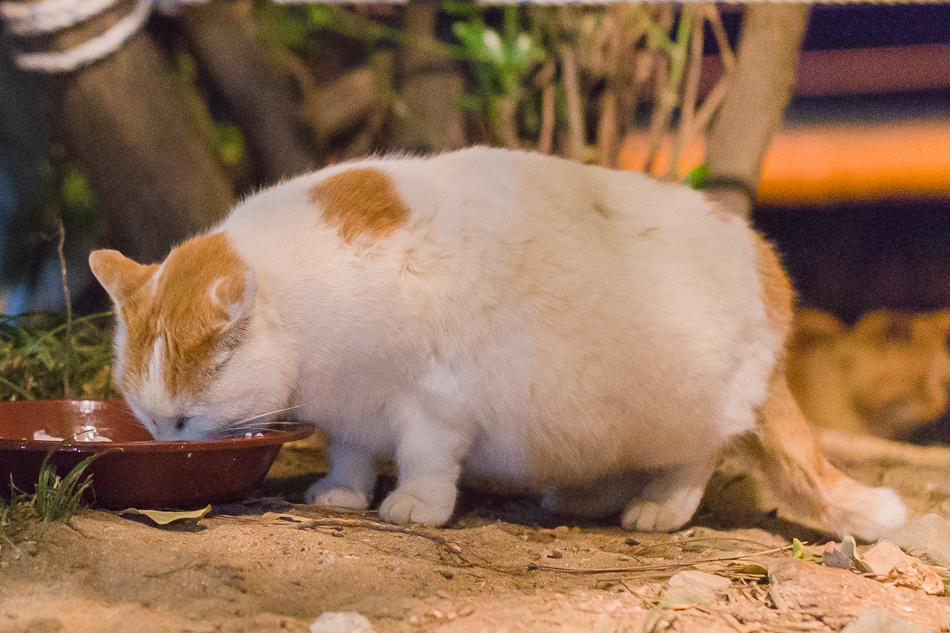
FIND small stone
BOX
[841,609,932,633]
[310,612,375,633]
[439,570,454,580]
[547,548,563,559]
[23,618,63,633]
[886,513,950,568]
[663,570,731,603]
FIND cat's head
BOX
[89,232,294,441]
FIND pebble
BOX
[886,513,950,568]
[663,570,731,603]
[841,609,932,633]
[310,612,375,633]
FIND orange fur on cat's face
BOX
[787,309,950,440]
[89,233,273,438]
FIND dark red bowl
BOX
[0,400,315,509]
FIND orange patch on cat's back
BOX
[123,232,249,399]
[753,234,794,342]
[309,167,410,244]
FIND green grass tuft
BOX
[30,450,111,522]
[0,311,118,401]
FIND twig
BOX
[559,43,586,162]
[667,9,704,179]
[630,536,781,557]
[535,544,792,575]
[644,6,691,177]
[704,4,735,73]
[537,59,556,154]
[56,218,73,400]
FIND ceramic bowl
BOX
[0,399,315,509]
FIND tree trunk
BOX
[390,0,466,152]
[704,5,810,220]
[44,33,235,263]
[180,2,319,184]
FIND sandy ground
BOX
[2,436,950,633]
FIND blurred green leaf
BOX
[215,124,245,167]
[682,163,709,189]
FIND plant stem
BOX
[56,219,73,400]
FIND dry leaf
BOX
[861,540,944,595]
[120,505,211,525]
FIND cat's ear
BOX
[856,311,913,345]
[210,266,257,330]
[89,249,156,307]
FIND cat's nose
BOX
[175,417,189,432]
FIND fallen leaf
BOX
[823,535,863,570]
[120,505,211,525]
[733,564,769,577]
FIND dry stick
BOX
[559,44,586,162]
[595,6,622,167]
[56,218,73,400]
[296,516,791,577]
[705,3,736,73]
[536,59,557,154]
[666,10,705,180]
[689,4,736,138]
[536,544,792,575]
[629,535,786,557]
[642,5,677,175]
[495,96,521,150]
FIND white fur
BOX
[201,148,781,525]
[123,148,789,528]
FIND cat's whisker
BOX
[220,399,319,436]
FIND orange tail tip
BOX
[754,375,908,541]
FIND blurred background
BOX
[2,1,950,441]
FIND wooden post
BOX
[390,0,466,152]
[704,5,810,219]
[44,32,235,262]
[180,1,319,183]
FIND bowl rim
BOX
[0,399,317,453]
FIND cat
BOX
[788,308,950,440]
[89,147,906,539]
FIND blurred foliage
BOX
[215,123,245,166]
[682,163,709,189]
[1,447,110,539]
[450,3,544,141]
[0,311,117,401]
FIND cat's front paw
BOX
[379,490,453,526]
[305,479,370,509]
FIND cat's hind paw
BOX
[304,480,370,510]
[379,490,453,526]
[622,500,695,533]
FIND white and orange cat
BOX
[89,147,905,539]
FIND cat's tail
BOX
[749,371,907,541]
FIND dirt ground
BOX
[3,434,950,633]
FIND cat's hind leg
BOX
[305,440,376,509]
[750,372,906,540]
[620,455,717,533]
